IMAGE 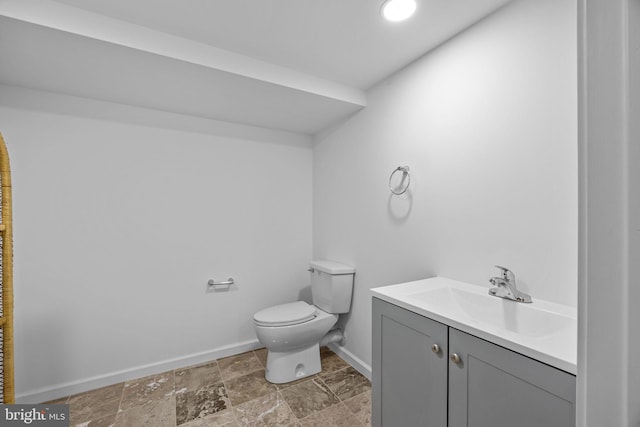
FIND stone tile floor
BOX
[48,347,371,426]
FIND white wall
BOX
[314,0,577,371]
[0,92,313,402]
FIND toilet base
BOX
[265,343,321,384]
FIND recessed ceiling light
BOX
[381,0,417,22]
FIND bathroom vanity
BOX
[371,277,577,427]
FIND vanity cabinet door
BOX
[372,298,448,427]
[448,328,576,427]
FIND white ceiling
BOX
[50,0,513,89]
[0,0,513,135]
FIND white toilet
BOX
[253,260,355,384]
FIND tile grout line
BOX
[220,351,280,425]
[316,364,370,426]
[276,389,301,425]
[113,381,127,425]
[216,358,242,427]
[247,350,298,424]
[168,369,179,427]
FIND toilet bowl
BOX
[254,302,338,383]
[253,260,355,384]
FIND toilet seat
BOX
[253,301,317,327]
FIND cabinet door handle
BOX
[450,353,462,364]
[431,344,441,354]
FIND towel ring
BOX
[389,166,411,195]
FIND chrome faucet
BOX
[488,265,532,303]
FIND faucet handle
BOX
[494,265,515,282]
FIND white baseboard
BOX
[327,343,372,380]
[17,339,263,404]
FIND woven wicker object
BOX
[0,132,14,404]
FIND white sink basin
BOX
[371,277,577,374]
[406,285,575,338]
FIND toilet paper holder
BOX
[208,277,235,288]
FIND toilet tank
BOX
[309,260,355,314]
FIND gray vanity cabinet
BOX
[372,297,448,427]
[372,298,576,427]
[448,328,575,427]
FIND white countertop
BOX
[371,277,577,375]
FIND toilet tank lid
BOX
[310,260,355,275]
